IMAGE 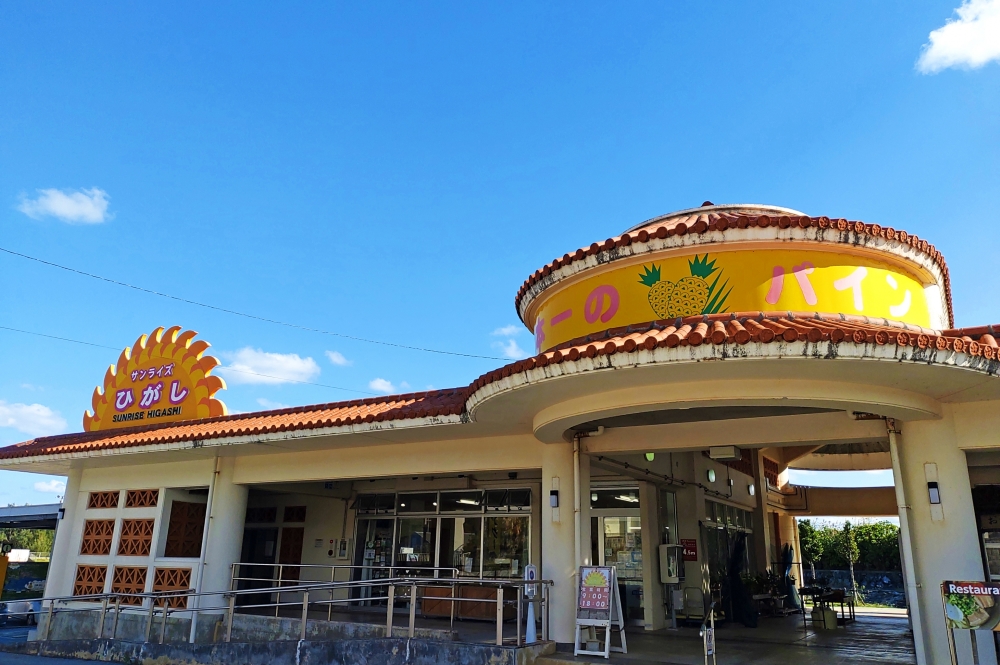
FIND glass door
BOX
[600,516,644,624]
[395,517,438,574]
[353,518,395,602]
[984,531,1000,581]
[440,516,482,577]
[483,516,529,578]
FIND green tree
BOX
[841,521,861,596]
[798,519,824,582]
[0,528,55,554]
[854,521,900,571]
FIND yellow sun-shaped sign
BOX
[83,326,227,432]
[583,570,609,587]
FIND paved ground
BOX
[540,612,917,665]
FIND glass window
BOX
[508,489,531,511]
[395,518,437,570]
[397,493,437,514]
[659,490,678,545]
[485,489,508,511]
[603,516,642,580]
[374,494,396,514]
[439,491,483,513]
[726,504,737,527]
[706,500,717,523]
[355,494,376,514]
[483,516,529,578]
[591,488,640,509]
[439,517,482,577]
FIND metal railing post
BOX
[111,596,121,640]
[386,585,395,638]
[97,597,108,639]
[225,594,236,643]
[43,601,54,641]
[544,583,550,642]
[450,581,456,630]
[300,590,310,641]
[145,599,155,642]
[328,566,335,622]
[276,564,282,617]
[517,585,523,647]
[159,602,168,644]
[408,584,417,638]
[496,586,504,646]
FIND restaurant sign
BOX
[942,581,1000,631]
[83,326,227,432]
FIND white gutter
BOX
[188,455,220,643]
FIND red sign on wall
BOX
[681,539,698,561]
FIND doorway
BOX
[237,527,278,606]
[278,526,304,582]
[354,518,395,602]
[589,487,644,625]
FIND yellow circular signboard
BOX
[530,249,933,353]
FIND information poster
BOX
[579,566,612,616]
[943,581,1000,631]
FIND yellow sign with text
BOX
[84,326,227,432]
[531,249,932,353]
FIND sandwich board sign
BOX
[574,566,627,658]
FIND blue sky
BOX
[2,2,998,505]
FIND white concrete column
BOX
[639,481,665,630]
[751,451,773,573]
[198,457,248,605]
[898,414,981,665]
[45,467,83,599]
[579,453,592,565]
[542,442,576,644]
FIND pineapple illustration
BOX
[638,255,731,318]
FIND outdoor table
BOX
[798,587,855,632]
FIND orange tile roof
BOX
[468,312,998,394]
[514,212,953,327]
[0,389,467,462]
[4,313,998,463]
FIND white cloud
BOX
[17,187,111,224]
[492,325,523,336]
[368,378,397,394]
[34,479,66,494]
[325,350,352,366]
[256,397,291,410]
[917,0,1000,73]
[494,338,529,360]
[0,401,68,437]
[218,347,320,385]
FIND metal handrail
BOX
[698,601,717,634]
[699,601,717,665]
[35,574,552,648]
